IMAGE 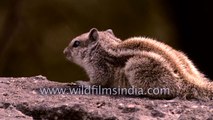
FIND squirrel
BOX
[63,28,213,100]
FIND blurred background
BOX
[0,0,212,82]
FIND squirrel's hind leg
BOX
[124,53,180,99]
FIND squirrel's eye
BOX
[73,41,80,47]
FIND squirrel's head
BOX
[63,28,116,66]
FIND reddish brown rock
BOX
[1,76,213,120]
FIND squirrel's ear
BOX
[106,29,114,35]
[89,28,99,41]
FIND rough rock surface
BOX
[1,76,213,120]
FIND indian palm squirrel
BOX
[63,28,213,100]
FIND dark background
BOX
[0,0,212,82]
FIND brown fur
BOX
[64,28,213,100]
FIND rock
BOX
[0,76,213,120]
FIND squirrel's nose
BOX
[63,47,69,56]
